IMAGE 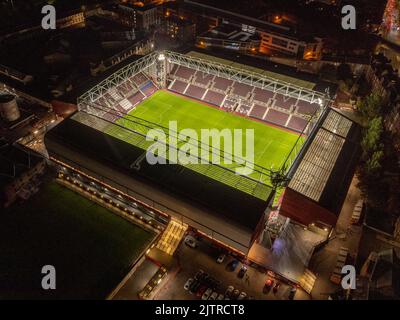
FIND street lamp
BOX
[158,53,165,61]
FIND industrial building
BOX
[0,144,45,208]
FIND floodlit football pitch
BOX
[105,90,304,195]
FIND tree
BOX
[365,150,384,176]
[337,63,352,81]
[356,91,400,214]
[361,116,384,160]
[270,165,289,190]
[319,63,336,81]
[356,92,384,120]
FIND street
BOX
[308,175,363,299]
[155,235,310,300]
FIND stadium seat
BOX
[174,66,195,80]
[128,91,145,107]
[185,84,206,100]
[203,90,225,106]
[170,79,189,94]
[141,81,158,97]
[237,103,252,115]
[213,76,233,92]
[264,109,290,127]
[287,116,309,132]
[231,81,253,98]
[296,100,320,116]
[274,93,296,111]
[194,71,215,87]
[250,104,268,120]
[222,98,237,112]
[131,72,149,87]
[253,87,275,104]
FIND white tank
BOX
[0,94,20,122]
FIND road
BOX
[308,175,363,299]
[155,236,310,300]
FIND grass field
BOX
[105,90,304,189]
[0,182,154,299]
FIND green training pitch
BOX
[105,90,304,191]
[0,182,155,299]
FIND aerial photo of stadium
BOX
[105,89,304,188]
[2,0,394,304]
[45,50,332,259]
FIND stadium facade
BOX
[44,50,360,258]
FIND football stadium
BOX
[45,50,360,258]
[105,89,303,188]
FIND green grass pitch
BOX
[105,90,304,191]
[0,182,154,299]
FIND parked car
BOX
[273,282,281,294]
[238,291,247,300]
[227,259,239,272]
[225,285,234,298]
[202,272,210,281]
[238,265,247,278]
[189,280,200,294]
[184,278,194,290]
[263,278,274,293]
[231,289,240,300]
[217,253,226,264]
[202,288,213,300]
[196,285,208,298]
[184,235,197,248]
[204,277,220,289]
[194,270,204,281]
[288,286,297,300]
[208,291,218,300]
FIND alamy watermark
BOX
[342,5,356,30]
[41,265,56,290]
[144,121,255,176]
[41,5,56,30]
[341,264,356,290]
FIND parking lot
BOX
[155,233,310,300]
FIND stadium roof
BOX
[45,112,273,251]
[0,144,43,189]
[288,108,361,215]
[186,51,315,90]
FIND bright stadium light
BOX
[317,98,323,106]
[158,53,165,61]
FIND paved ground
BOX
[113,258,159,300]
[109,173,366,301]
[308,175,363,299]
[154,237,310,300]
[0,181,155,299]
[382,0,400,46]
[249,223,325,283]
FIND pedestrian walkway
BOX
[308,175,363,299]
[156,218,187,255]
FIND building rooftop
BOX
[0,9,145,102]
[0,144,43,189]
[201,23,260,42]
[182,0,300,40]
[287,108,361,215]
[118,2,159,11]
[45,112,271,234]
